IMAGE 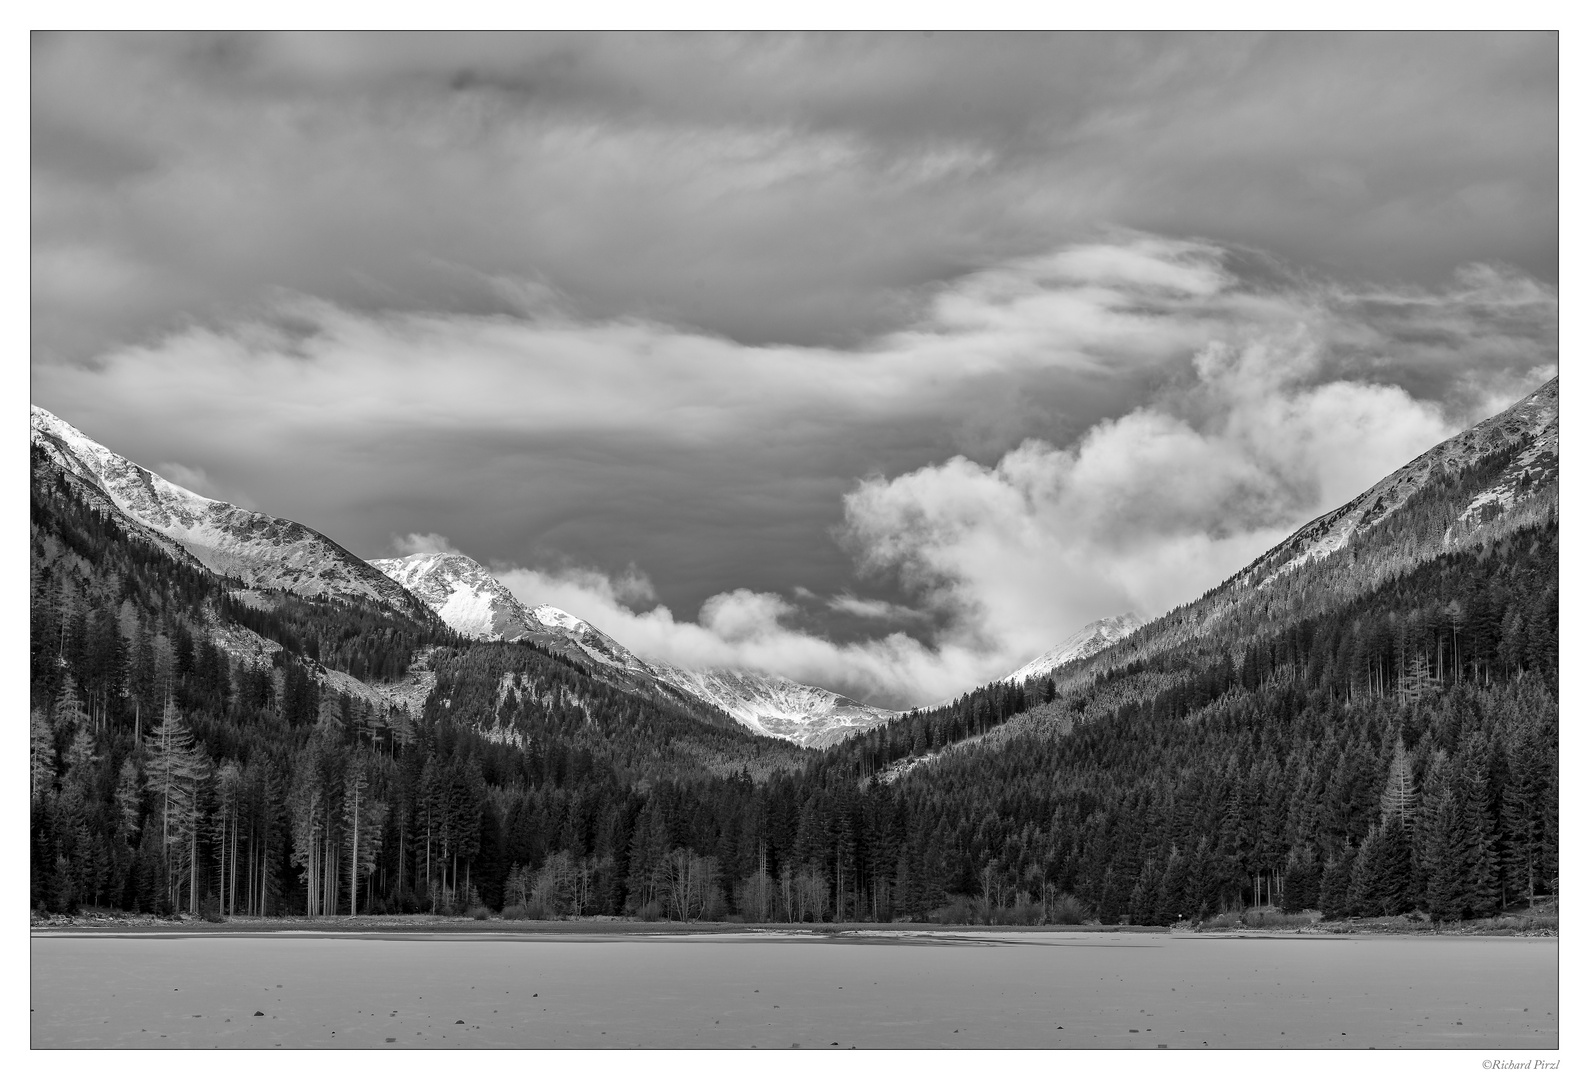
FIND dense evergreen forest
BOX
[30,441,1557,926]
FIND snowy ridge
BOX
[1038,376,1561,696]
[370,551,653,675]
[1001,613,1144,684]
[31,405,423,614]
[372,551,535,640]
[646,662,896,748]
[1245,378,1558,589]
[376,550,895,747]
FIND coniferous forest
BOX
[29,430,1557,927]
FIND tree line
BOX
[31,444,1556,925]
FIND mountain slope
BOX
[1002,613,1143,684]
[1246,377,1558,589]
[31,405,425,616]
[374,549,895,747]
[1055,376,1560,688]
[853,375,1560,773]
[816,377,1556,927]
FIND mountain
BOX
[373,549,895,747]
[30,376,1556,927]
[27,404,883,750]
[828,375,1556,925]
[645,662,896,748]
[370,552,652,676]
[1045,376,1560,690]
[31,405,425,617]
[30,441,812,917]
[868,374,1559,750]
[1001,613,1143,684]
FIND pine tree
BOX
[1317,845,1354,919]
[1281,846,1319,913]
[343,752,387,915]
[1422,788,1465,923]
[53,674,90,737]
[115,759,143,848]
[1127,858,1160,926]
[1457,737,1501,918]
[1344,825,1381,917]
[30,709,55,801]
[143,705,210,913]
[1182,836,1216,920]
[1372,818,1413,915]
[1379,736,1418,831]
[1155,846,1189,923]
[1096,865,1126,925]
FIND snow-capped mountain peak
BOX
[371,551,526,640]
[530,605,589,634]
[646,662,896,748]
[1002,613,1144,684]
[374,549,896,747]
[31,405,422,614]
[370,550,651,675]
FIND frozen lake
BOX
[31,929,1557,1049]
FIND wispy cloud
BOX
[32,32,1556,365]
[389,532,461,557]
[155,461,256,510]
[826,594,928,622]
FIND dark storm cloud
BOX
[33,31,1556,361]
[30,32,1558,705]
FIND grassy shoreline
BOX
[30,909,1556,937]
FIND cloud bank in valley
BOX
[474,264,1552,708]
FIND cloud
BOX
[826,594,927,622]
[31,32,1556,365]
[29,32,1560,710]
[155,461,256,509]
[491,565,988,709]
[33,235,1557,708]
[839,336,1463,668]
[389,532,461,556]
[156,461,215,496]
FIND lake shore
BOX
[31,902,1559,938]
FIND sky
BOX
[30,31,1559,708]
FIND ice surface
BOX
[31,929,1557,1049]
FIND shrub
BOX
[468,905,493,921]
[1049,893,1089,925]
[501,904,529,921]
[1243,908,1317,929]
[931,896,976,925]
[993,897,1045,925]
[1479,914,1557,933]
